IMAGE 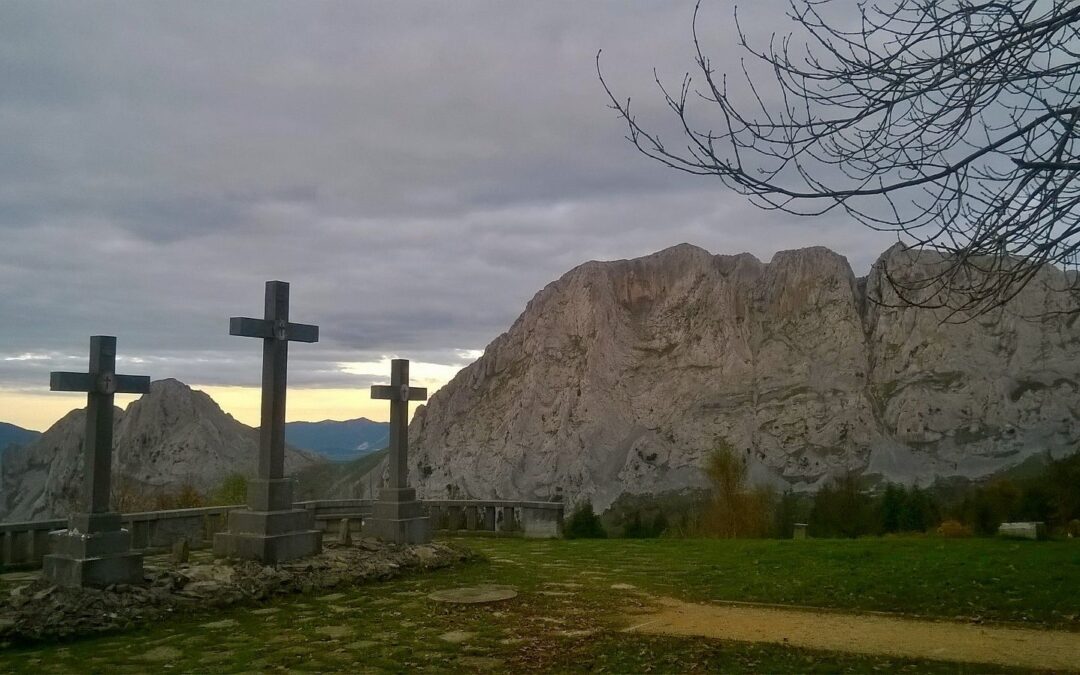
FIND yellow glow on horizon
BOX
[0,391,142,432]
[195,386,413,426]
[0,382,441,432]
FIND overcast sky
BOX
[0,2,896,429]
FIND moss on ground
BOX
[1,536,1076,673]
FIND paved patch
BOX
[626,597,1080,671]
[428,585,518,604]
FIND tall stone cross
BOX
[50,336,150,516]
[229,280,318,481]
[44,335,149,588]
[371,359,428,490]
[214,280,323,563]
[367,359,432,544]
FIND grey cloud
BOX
[0,2,897,399]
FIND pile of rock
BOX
[0,539,473,643]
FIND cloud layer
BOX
[0,2,896,398]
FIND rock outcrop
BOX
[0,379,317,521]
[410,244,1080,510]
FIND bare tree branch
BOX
[599,0,1080,319]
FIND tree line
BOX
[570,445,1080,540]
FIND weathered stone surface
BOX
[409,244,1080,510]
[0,379,318,522]
[172,538,190,564]
[0,539,472,643]
[427,585,517,604]
[366,360,431,545]
[338,518,352,546]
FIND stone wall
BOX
[0,498,564,569]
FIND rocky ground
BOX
[0,539,473,643]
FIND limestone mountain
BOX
[409,244,1080,511]
[0,379,318,522]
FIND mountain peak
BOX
[0,378,319,521]
[410,242,1080,510]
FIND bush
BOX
[212,473,248,506]
[564,501,607,539]
[168,483,206,510]
[621,510,668,538]
[701,442,774,538]
[809,471,875,538]
[936,519,973,538]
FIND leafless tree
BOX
[599,0,1080,318]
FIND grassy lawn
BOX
[1,536,1076,673]
[535,536,1080,627]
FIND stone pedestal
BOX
[997,521,1045,540]
[522,506,563,539]
[365,487,431,545]
[213,479,322,564]
[43,512,144,588]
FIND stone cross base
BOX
[43,513,144,588]
[212,479,322,564]
[213,526,322,564]
[365,487,431,545]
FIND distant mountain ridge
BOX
[285,418,389,461]
[0,379,318,521]
[0,422,40,453]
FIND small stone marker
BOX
[172,538,190,564]
[213,281,323,563]
[43,336,150,588]
[365,359,432,545]
[338,518,353,545]
[428,585,518,604]
[997,521,1045,540]
[793,523,808,540]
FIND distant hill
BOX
[294,448,388,501]
[0,423,41,453]
[284,418,389,461]
[0,379,318,521]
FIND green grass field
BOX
[1,536,1077,673]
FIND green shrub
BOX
[565,501,607,539]
[809,471,874,538]
[212,473,248,506]
[702,441,773,538]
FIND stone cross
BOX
[230,280,318,480]
[214,280,323,562]
[45,336,148,588]
[366,358,431,544]
[371,359,428,490]
[50,336,150,515]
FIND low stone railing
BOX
[0,518,65,569]
[426,500,564,539]
[0,497,564,569]
[297,498,374,540]
[124,505,240,551]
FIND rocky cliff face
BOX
[0,379,317,521]
[409,244,1080,510]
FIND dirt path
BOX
[625,597,1080,671]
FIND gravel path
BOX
[625,596,1080,671]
